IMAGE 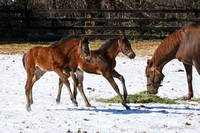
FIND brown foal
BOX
[23,36,91,111]
[57,35,136,110]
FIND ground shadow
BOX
[46,104,200,115]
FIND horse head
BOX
[118,35,136,59]
[79,36,92,63]
[145,59,165,94]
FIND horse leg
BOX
[30,68,46,104]
[76,69,94,108]
[112,69,128,102]
[25,67,35,111]
[54,68,78,106]
[56,78,64,104]
[183,63,193,100]
[103,72,130,110]
[25,76,33,111]
[73,68,84,98]
[193,60,200,75]
[56,71,79,104]
[69,71,78,99]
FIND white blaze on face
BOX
[118,40,120,46]
[88,43,91,55]
[88,43,91,50]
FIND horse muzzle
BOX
[128,53,136,59]
[147,89,158,94]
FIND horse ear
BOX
[147,59,153,67]
[81,36,86,42]
[122,35,126,40]
[121,35,126,40]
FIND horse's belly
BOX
[176,56,193,64]
[79,65,101,75]
[36,64,52,71]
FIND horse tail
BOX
[22,53,26,69]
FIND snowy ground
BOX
[0,54,200,133]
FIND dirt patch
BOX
[0,47,30,54]
[0,40,161,56]
[132,40,160,56]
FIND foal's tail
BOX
[22,53,26,69]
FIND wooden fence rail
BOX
[0,9,200,41]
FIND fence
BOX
[0,9,200,41]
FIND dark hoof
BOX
[56,99,60,104]
[86,104,96,108]
[187,95,193,100]
[125,106,131,110]
[186,97,192,100]
[73,101,78,107]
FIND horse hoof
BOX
[56,99,60,104]
[125,106,131,110]
[26,105,31,112]
[87,105,96,108]
[186,97,191,100]
[73,101,78,107]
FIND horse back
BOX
[176,24,200,64]
[25,45,68,71]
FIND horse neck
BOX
[151,35,180,71]
[100,41,120,59]
[58,39,79,54]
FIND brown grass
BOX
[0,40,161,55]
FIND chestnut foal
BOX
[23,36,91,111]
[57,35,136,110]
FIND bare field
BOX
[0,40,161,56]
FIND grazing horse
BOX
[56,35,136,110]
[145,23,200,100]
[23,35,92,111]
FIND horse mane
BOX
[152,22,198,65]
[59,35,81,43]
[49,35,81,46]
[184,22,198,29]
[98,37,120,51]
[50,41,59,45]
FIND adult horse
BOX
[145,23,200,100]
[23,35,92,111]
[56,35,136,110]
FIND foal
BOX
[23,36,91,111]
[57,35,136,110]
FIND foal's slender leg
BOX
[56,72,78,104]
[69,71,78,99]
[56,78,64,104]
[183,63,193,100]
[54,68,78,106]
[76,69,94,108]
[73,68,83,98]
[112,69,128,102]
[103,72,130,110]
[30,69,46,104]
[25,76,33,111]
[25,68,35,111]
